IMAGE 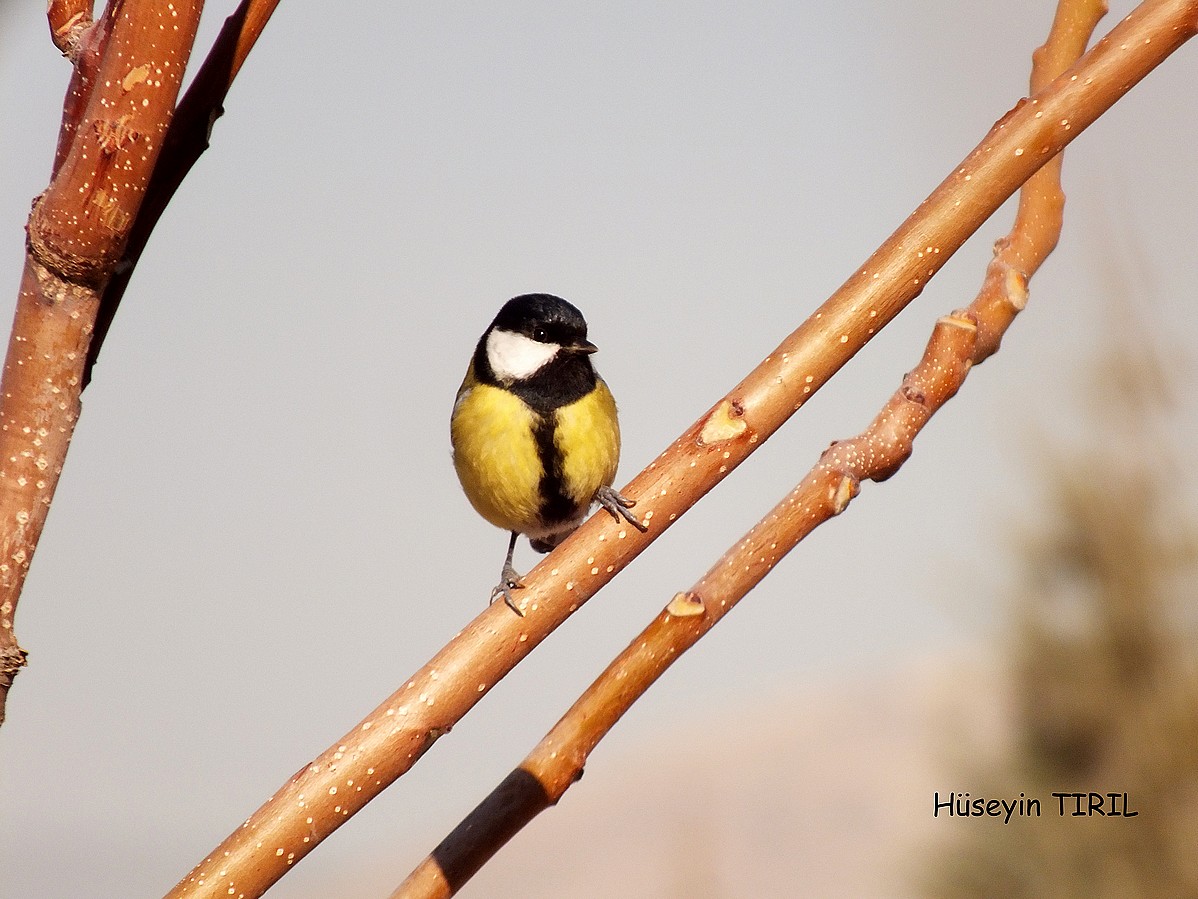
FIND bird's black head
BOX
[474,293,600,408]
[489,293,591,350]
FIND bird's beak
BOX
[569,338,598,355]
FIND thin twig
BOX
[166,1,1197,896]
[390,1,1109,894]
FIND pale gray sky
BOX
[1,2,1195,896]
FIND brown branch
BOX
[391,1,1109,894]
[84,0,284,386]
[0,0,205,726]
[30,1,206,286]
[167,1,1198,896]
[50,7,117,180]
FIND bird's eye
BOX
[532,327,548,342]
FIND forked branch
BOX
[86,0,284,387]
[0,0,205,726]
[0,0,283,724]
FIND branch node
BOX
[1003,266,1030,311]
[49,6,94,61]
[0,646,29,689]
[26,208,107,287]
[698,399,748,446]
[665,592,705,618]
[900,379,927,406]
[830,474,858,514]
[940,312,979,333]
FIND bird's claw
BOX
[595,485,647,532]
[490,566,526,616]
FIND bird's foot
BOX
[595,485,647,532]
[490,564,526,616]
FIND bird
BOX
[450,293,644,614]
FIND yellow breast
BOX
[451,372,621,538]
[553,378,621,510]
[451,381,545,534]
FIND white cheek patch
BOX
[486,329,559,381]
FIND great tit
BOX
[451,293,643,614]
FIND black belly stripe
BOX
[533,410,577,527]
[472,335,598,529]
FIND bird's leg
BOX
[595,485,647,531]
[490,531,526,616]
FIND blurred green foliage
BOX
[925,310,1198,898]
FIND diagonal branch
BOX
[390,1,1109,893]
[167,1,1198,896]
